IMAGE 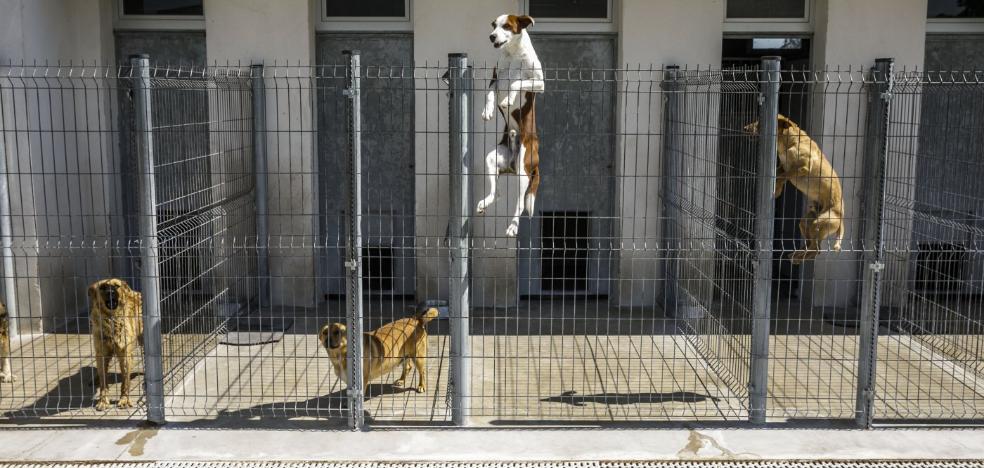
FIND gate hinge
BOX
[344,259,358,271]
[868,261,885,272]
[880,91,893,102]
[342,88,359,98]
[757,93,766,106]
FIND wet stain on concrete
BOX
[116,422,159,457]
[677,429,757,460]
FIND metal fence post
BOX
[0,84,18,339]
[130,54,166,425]
[660,66,683,317]
[251,64,271,309]
[749,56,780,424]
[447,53,472,426]
[856,57,894,429]
[342,50,365,431]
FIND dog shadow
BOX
[541,390,720,407]
[1,365,144,417]
[215,383,412,420]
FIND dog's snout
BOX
[101,286,120,310]
[489,34,496,43]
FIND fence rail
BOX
[0,54,982,428]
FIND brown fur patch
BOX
[504,15,534,33]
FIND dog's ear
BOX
[318,324,331,343]
[516,15,534,30]
[88,281,100,305]
[777,114,794,130]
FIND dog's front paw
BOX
[832,240,842,251]
[0,372,14,383]
[117,396,133,409]
[505,222,519,238]
[477,199,491,214]
[481,103,496,121]
[415,384,425,393]
[394,378,406,388]
[94,396,111,411]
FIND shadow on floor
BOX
[540,390,721,407]
[1,366,143,418]
[213,383,413,420]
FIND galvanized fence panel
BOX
[877,68,984,422]
[0,59,982,427]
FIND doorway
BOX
[721,37,811,299]
[517,34,617,298]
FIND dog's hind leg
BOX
[523,136,540,217]
[505,146,529,237]
[477,144,510,214]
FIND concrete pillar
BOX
[0,0,115,333]
[616,0,724,308]
[808,0,926,308]
[204,0,318,307]
[412,1,515,307]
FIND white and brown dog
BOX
[477,14,545,237]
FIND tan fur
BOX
[745,115,845,263]
[0,301,13,383]
[89,278,144,410]
[319,308,439,394]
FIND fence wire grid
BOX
[0,54,981,428]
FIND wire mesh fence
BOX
[0,54,981,427]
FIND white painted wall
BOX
[412,0,517,308]
[808,0,927,308]
[616,0,724,308]
[204,0,319,307]
[0,0,941,319]
[0,0,116,333]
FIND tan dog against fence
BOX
[89,278,144,410]
[319,308,439,394]
[745,114,845,263]
[0,301,13,383]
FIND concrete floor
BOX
[2,329,982,424]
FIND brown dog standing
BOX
[0,301,13,383]
[745,115,845,263]
[319,308,439,394]
[89,278,144,410]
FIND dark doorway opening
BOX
[722,37,812,299]
[541,211,591,292]
[362,246,395,293]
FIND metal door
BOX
[518,35,617,297]
[316,34,416,298]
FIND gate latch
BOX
[868,261,885,273]
[344,259,358,271]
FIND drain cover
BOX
[2,462,981,468]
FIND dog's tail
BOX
[418,307,440,323]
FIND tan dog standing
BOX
[0,301,13,383]
[89,278,144,410]
[319,308,439,394]
[745,114,845,263]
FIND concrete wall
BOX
[616,0,724,308]
[0,0,116,333]
[0,0,958,322]
[411,0,514,307]
[808,0,927,308]
[203,0,318,307]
